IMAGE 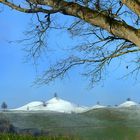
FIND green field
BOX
[1,107,140,140]
[0,133,79,140]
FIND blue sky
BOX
[0,6,140,109]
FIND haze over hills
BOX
[10,95,140,114]
[1,95,140,140]
[2,106,140,140]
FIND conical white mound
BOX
[44,97,78,113]
[44,97,88,113]
[118,101,138,108]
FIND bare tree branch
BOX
[29,0,140,47]
[1,0,140,86]
[121,0,140,17]
[1,0,140,47]
[0,0,60,14]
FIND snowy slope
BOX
[118,101,138,108]
[12,97,89,113]
[45,97,76,113]
[13,101,43,111]
[44,97,88,113]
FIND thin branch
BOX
[0,0,59,14]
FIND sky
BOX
[0,5,140,109]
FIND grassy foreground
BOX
[2,108,140,140]
[0,133,79,140]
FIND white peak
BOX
[119,101,138,108]
[46,97,68,104]
[45,97,78,113]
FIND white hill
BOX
[12,97,88,113]
[44,97,88,113]
[118,101,138,108]
[45,97,76,113]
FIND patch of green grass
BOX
[0,133,79,140]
